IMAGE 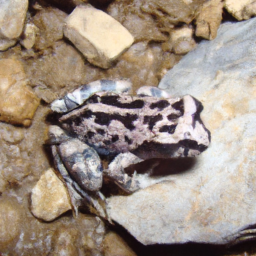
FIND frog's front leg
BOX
[103,152,144,193]
[51,79,132,113]
[49,125,107,218]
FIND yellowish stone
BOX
[31,168,72,222]
[0,59,40,126]
[64,4,134,68]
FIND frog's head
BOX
[143,95,211,159]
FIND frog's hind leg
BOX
[136,86,171,98]
[51,79,132,113]
[49,125,107,218]
[103,152,144,193]
[51,144,107,218]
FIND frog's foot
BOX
[103,152,144,193]
[136,86,171,98]
[51,144,83,216]
[226,227,256,245]
[51,79,132,113]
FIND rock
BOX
[1,125,24,144]
[20,23,39,50]
[49,228,79,256]
[31,168,72,221]
[224,0,256,20]
[0,0,28,50]
[0,59,40,126]
[141,0,206,26]
[64,4,134,69]
[106,42,181,91]
[170,26,196,54]
[196,0,223,40]
[37,0,88,12]
[0,121,35,193]
[107,0,167,42]
[25,41,93,92]
[34,85,58,103]
[103,232,137,256]
[0,199,22,249]
[107,17,256,245]
[79,216,105,255]
[243,1,256,19]
[32,7,67,51]
[47,215,105,256]
[0,39,17,51]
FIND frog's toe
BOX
[104,152,143,193]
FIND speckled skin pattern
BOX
[49,80,211,216]
[59,91,210,159]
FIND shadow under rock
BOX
[109,221,227,256]
[110,221,256,256]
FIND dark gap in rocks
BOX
[109,221,227,256]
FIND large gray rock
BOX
[107,17,256,245]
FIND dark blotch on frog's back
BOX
[92,112,138,130]
[150,100,170,110]
[93,95,145,109]
[179,139,208,153]
[62,110,138,131]
[167,113,182,120]
[143,114,163,130]
[87,131,96,139]
[171,99,184,115]
[125,135,133,145]
[96,129,105,135]
[159,124,177,134]
[103,135,119,146]
[111,135,119,142]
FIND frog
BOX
[48,79,211,218]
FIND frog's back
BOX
[59,92,210,159]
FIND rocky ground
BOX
[1,0,256,255]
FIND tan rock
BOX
[32,8,67,50]
[224,0,256,20]
[80,216,105,255]
[243,2,256,19]
[0,59,40,126]
[0,0,28,40]
[31,168,72,221]
[0,38,17,51]
[196,0,223,40]
[49,228,79,256]
[26,41,90,91]
[170,27,197,54]
[141,0,205,26]
[0,199,21,249]
[64,4,134,69]
[103,232,137,256]
[20,23,39,50]
[107,1,168,42]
